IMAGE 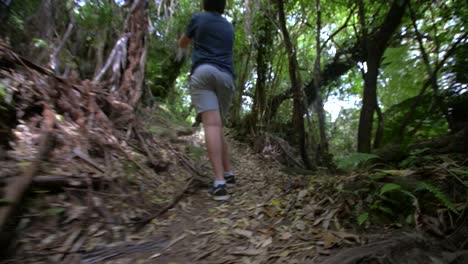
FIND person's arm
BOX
[178,33,191,49]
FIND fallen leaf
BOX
[260,237,272,248]
[321,231,339,248]
[297,190,308,201]
[64,206,87,224]
[295,220,306,231]
[234,228,253,238]
[279,232,292,241]
[231,248,264,256]
[149,253,161,259]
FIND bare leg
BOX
[201,110,224,181]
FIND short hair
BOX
[203,0,226,14]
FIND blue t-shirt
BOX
[185,12,235,78]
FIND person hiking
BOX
[178,0,235,201]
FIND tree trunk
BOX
[312,0,333,167]
[93,29,108,78]
[118,0,148,107]
[373,104,384,149]
[250,9,273,131]
[357,0,408,153]
[34,0,55,64]
[357,53,378,153]
[276,0,313,169]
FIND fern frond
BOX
[336,153,380,170]
[415,182,458,213]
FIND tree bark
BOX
[118,0,148,107]
[250,7,273,131]
[373,104,384,149]
[276,0,313,169]
[357,0,408,153]
[312,0,333,167]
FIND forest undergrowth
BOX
[1,99,467,263]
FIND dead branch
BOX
[134,176,194,228]
[72,148,105,173]
[93,34,129,83]
[50,21,75,76]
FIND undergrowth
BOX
[342,150,465,229]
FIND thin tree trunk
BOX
[276,0,312,169]
[230,43,253,127]
[35,0,54,64]
[250,9,273,131]
[93,29,108,78]
[50,21,74,75]
[357,0,408,153]
[313,0,333,167]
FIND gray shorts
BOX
[189,64,235,121]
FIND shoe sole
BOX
[213,194,230,201]
[226,183,235,188]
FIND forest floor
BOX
[2,121,371,264]
[94,137,358,264]
[1,107,467,264]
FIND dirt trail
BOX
[93,139,330,264]
[2,132,361,264]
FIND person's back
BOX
[186,11,234,78]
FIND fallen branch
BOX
[73,148,105,173]
[165,143,210,186]
[134,176,194,228]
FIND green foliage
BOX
[415,182,457,213]
[449,168,468,179]
[357,212,369,226]
[382,93,449,145]
[335,153,379,171]
[380,183,401,195]
[399,148,434,167]
[46,207,65,216]
[1,0,465,164]
[32,38,48,48]
[350,172,458,228]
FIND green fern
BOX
[449,168,468,179]
[336,153,380,170]
[415,182,458,213]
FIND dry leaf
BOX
[64,206,87,224]
[231,248,264,256]
[260,236,272,248]
[234,228,254,238]
[321,231,339,248]
[279,231,292,240]
[149,253,161,259]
